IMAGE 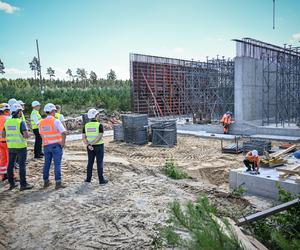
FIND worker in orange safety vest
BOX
[39,103,68,190]
[220,111,233,134]
[244,150,260,174]
[0,103,10,181]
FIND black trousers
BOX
[33,128,42,157]
[243,159,257,171]
[8,148,27,187]
[86,144,104,183]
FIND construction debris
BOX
[261,144,296,167]
[277,165,300,183]
[237,198,300,226]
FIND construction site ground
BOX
[0,134,270,250]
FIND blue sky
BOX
[0,0,299,80]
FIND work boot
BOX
[99,179,108,185]
[84,179,91,183]
[246,168,251,172]
[20,183,34,191]
[43,181,52,188]
[9,183,18,191]
[55,182,66,190]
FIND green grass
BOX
[163,158,188,179]
[161,196,244,250]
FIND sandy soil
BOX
[0,135,255,250]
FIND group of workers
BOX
[0,99,108,191]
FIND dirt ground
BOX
[0,135,257,250]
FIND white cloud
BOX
[173,47,184,54]
[0,1,19,14]
[5,67,27,75]
[292,33,300,42]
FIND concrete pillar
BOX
[234,57,263,122]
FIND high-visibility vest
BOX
[246,152,260,165]
[30,109,41,129]
[55,113,61,120]
[85,122,104,145]
[220,114,231,125]
[0,115,8,142]
[39,117,63,146]
[4,118,27,149]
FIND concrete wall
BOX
[234,57,264,122]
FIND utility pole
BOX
[273,0,275,30]
[36,39,44,98]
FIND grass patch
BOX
[161,196,243,249]
[163,158,188,179]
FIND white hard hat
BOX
[0,103,10,111]
[44,103,57,113]
[252,150,258,157]
[87,108,99,119]
[8,98,17,106]
[11,103,23,113]
[32,101,41,107]
[18,100,25,105]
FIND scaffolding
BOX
[130,53,234,120]
[234,38,300,127]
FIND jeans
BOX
[43,143,63,183]
[8,147,27,187]
[33,129,43,157]
[86,144,104,183]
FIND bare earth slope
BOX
[0,135,253,250]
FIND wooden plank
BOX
[269,145,296,158]
[238,198,300,226]
[276,169,300,175]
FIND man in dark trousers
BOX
[30,101,43,158]
[4,103,33,191]
[82,108,108,185]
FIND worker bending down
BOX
[83,109,108,185]
[244,150,260,174]
[220,111,233,134]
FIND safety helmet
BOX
[8,98,17,106]
[44,103,57,113]
[252,150,258,157]
[32,101,41,107]
[18,100,25,105]
[11,103,23,113]
[0,103,10,111]
[87,108,99,119]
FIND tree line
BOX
[0,58,117,82]
[0,58,131,115]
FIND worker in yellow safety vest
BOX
[18,100,27,127]
[55,105,67,128]
[39,103,68,190]
[30,101,43,158]
[83,108,108,185]
[4,103,33,191]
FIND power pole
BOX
[273,0,275,30]
[36,39,44,98]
